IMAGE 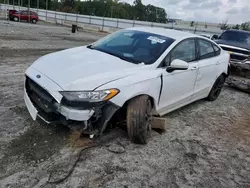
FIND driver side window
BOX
[162,39,196,67]
[171,39,196,62]
[21,11,27,15]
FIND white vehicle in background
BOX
[24,28,229,144]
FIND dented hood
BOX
[30,46,144,91]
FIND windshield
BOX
[219,30,250,45]
[90,30,175,64]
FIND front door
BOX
[158,38,199,115]
[20,11,28,21]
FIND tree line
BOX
[1,0,168,23]
[219,20,250,31]
[189,20,250,32]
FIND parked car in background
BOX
[10,10,39,24]
[24,28,229,144]
[213,29,250,63]
[213,29,250,91]
[7,9,17,20]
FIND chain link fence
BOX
[0,2,223,35]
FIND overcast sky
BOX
[121,0,250,24]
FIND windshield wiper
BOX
[118,55,141,64]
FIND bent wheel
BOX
[127,96,152,144]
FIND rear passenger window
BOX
[198,39,215,60]
[213,43,221,56]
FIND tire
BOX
[207,75,225,101]
[31,19,37,24]
[13,17,19,22]
[126,96,152,144]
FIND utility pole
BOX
[7,0,9,22]
[37,0,39,13]
[46,0,48,21]
[111,6,114,18]
[28,0,30,23]
[18,0,20,22]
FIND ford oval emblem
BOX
[36,74,41,79]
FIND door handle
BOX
[216,61,220,65]
[191,66,198,70]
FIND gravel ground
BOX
[0,20,250,188]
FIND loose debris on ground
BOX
[0,20,250,188]
[227,62,250,93]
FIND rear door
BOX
[192,38,221,100]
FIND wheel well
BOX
[108,94,156,127]
[124,94,156,110]
[222,72,227,78]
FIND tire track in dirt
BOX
[0,48,66,60]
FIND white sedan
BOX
[24,27,229,144]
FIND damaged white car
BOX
[24,28,229,144]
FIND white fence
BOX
[0,3,223,35]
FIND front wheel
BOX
[207,75,225,101]
[126,96,152,144]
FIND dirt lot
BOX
[0,20,250,188]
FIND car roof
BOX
[127,27,197,40]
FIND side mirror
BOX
[166,59,189,72]
[211,34,219,40]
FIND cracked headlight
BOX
[60,89,119,102]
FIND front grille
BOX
[221,46,250,56]
[230,54,248,62]
[25,76,57,113]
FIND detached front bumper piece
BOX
[24,76,120,134]
[24,76,94,123]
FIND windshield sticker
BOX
[147,36,166,44]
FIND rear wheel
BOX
[13,17,19,22]
[207,75,225,101]
[126,96,152,144]
[31,19,37,24]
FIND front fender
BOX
[97,70,162,108]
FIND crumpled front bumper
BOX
[24,67,96,123]
[24,67,120,133]
[24,88,95,123]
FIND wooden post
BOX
[101,16,105,31]
[151,117,168,131]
